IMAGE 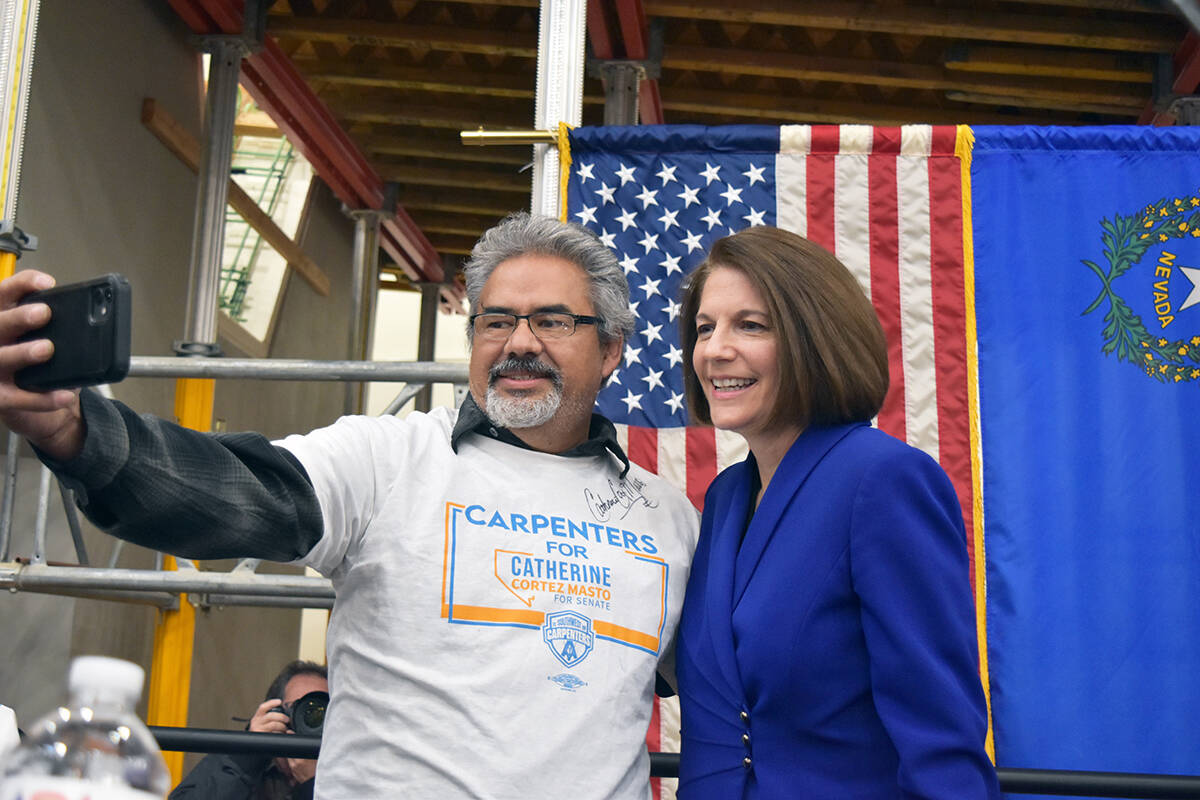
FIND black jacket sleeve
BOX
[38,388,324,562]
[168,752,273,800]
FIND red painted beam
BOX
[167,0,443,282]
[586,0,664,125]
[1139,32,1199,127]
[587,0,617,60]
[614,0,664,124]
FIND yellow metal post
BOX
[0,250,16,281]
[147,377,213,783]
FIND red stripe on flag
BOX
[806,127,840,251]
[871,126,904,154]
[647,696,663,798]
[685,427,717,511]
[627,425,658,473]
[927,136,976,584]
[869,129,906,441]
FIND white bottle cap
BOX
[68,656,145,703]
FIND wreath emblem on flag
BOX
[1081,196,1200,384]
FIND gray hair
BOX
[464,212,635,346]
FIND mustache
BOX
[489,356,562,387]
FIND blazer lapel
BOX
[732,423,864,607]
[700,459,754,699]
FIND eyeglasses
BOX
[470,311,602,341]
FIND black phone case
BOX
[15,273,132,391]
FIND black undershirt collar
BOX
[450,393,631,478]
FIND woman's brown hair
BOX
[680,226,889,431]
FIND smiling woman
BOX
[673,226,1000,799]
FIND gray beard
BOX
[485,383,562,428]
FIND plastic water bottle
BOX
[0,656,170,799]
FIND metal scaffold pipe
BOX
[127,356,468,383]
[0,563,334,599]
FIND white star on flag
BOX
[1180,266,1200,311]
[616,163,637,185]
[621,389,643,412]
[638,231,660,253]
[619,253,640,275]
[658,208,680,231]
[720,183,745,206]
[681,230,705,253]
[577,162,595,182]
[743,163,766,185]
[743,208,766,226]
[641,368,665,392]
[664,300,682,324]
[597,228,616,247]
[656,164,678,185]
[616,209,638,230]
[701,207,723,229]
[660,253,682,275]
[624,344,643,365]
[636,186,660,209]
[664,391,685,414]
[677,185,701,207]
[596,182,616,204]
[641,321,663,345]
[664,342,683,366]
[700,162,722,185]
[640,276,662,298]
[574,205,597,224]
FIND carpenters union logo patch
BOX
[1082,195,1200,384]
[542,610,594,669]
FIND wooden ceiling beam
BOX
[356,130,530,165]
[294,59,533,98]
[426,233,481,255]
[943,44,1154,82]
[330,97,531,130]
[662,44,1148,106]
[410,210,509,237]
[377,161,529,193]
[268,16,537,57]
[944,90,1143,116]
[659,86,1118,126]
[396,186,525,217]
[1012,0,1170,12]
[643,0,1179,52]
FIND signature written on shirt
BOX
[584,475,658,522]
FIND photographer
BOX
[170,661,327,800]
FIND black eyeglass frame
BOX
[469,311,604,340]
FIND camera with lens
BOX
[285,690,328,737]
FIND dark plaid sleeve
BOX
[38,388,324,562]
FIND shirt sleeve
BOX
[849,445,1000,799]
[38,388,324,562]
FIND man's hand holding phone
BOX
[0,270,91,461]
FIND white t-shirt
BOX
[277,407,700,799]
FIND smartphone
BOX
[14,273,131,391]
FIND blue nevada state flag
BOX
[971,125,1200,792]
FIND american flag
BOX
[564,124,985,797]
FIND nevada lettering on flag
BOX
[562,124,982,800]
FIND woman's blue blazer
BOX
[675,422,1000,799]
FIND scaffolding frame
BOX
[0,356,468,610]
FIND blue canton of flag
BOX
[565,128,776,428]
